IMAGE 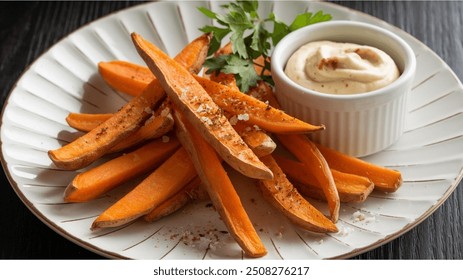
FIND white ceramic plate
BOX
[1,1,462,259]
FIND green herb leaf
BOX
[289,10,332,32]
[198,1,331,92]
[222,55,260,93]
[199,25,231,55]
[269,12,290,46]
[197,6,218,20]
[203,55,228,74]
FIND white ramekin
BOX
[271,20,416,157]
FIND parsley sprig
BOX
[198,0,331,92]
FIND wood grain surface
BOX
[0,1,462,259]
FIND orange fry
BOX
[316,143,403,192]
[64,137,180,202]
[259,155,338,233]
[274,155,374,203]
[277,134,340,223]
[99,60,155,97]
[144,176,205,223]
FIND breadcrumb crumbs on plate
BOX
[336,225,354,237]
[352,210,365,222]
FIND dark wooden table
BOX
[1,1,462,259]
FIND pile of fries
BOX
[48,33,402,258]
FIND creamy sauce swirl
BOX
[284,41,400,94]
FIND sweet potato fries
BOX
[49,32,403,258]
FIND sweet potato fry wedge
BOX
[66,113,112,132]
[231,119,276,158]
[132,32,272,180]
[274,155,374,203]
[109,102,174,153]
[65,101,174,153]
[91,147,197,229]
[174,109,267,258]
[144,176,205,223]
[258,155,338,233]
[64,137,180,202]
[277,134,340,223]
[194,75,325,134]
[64,113,110,132]
[98,60,150,96]
[99,60,155,97]
[315,144,403,193]
[49,33,211,170]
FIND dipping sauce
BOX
[284,41,400,94]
